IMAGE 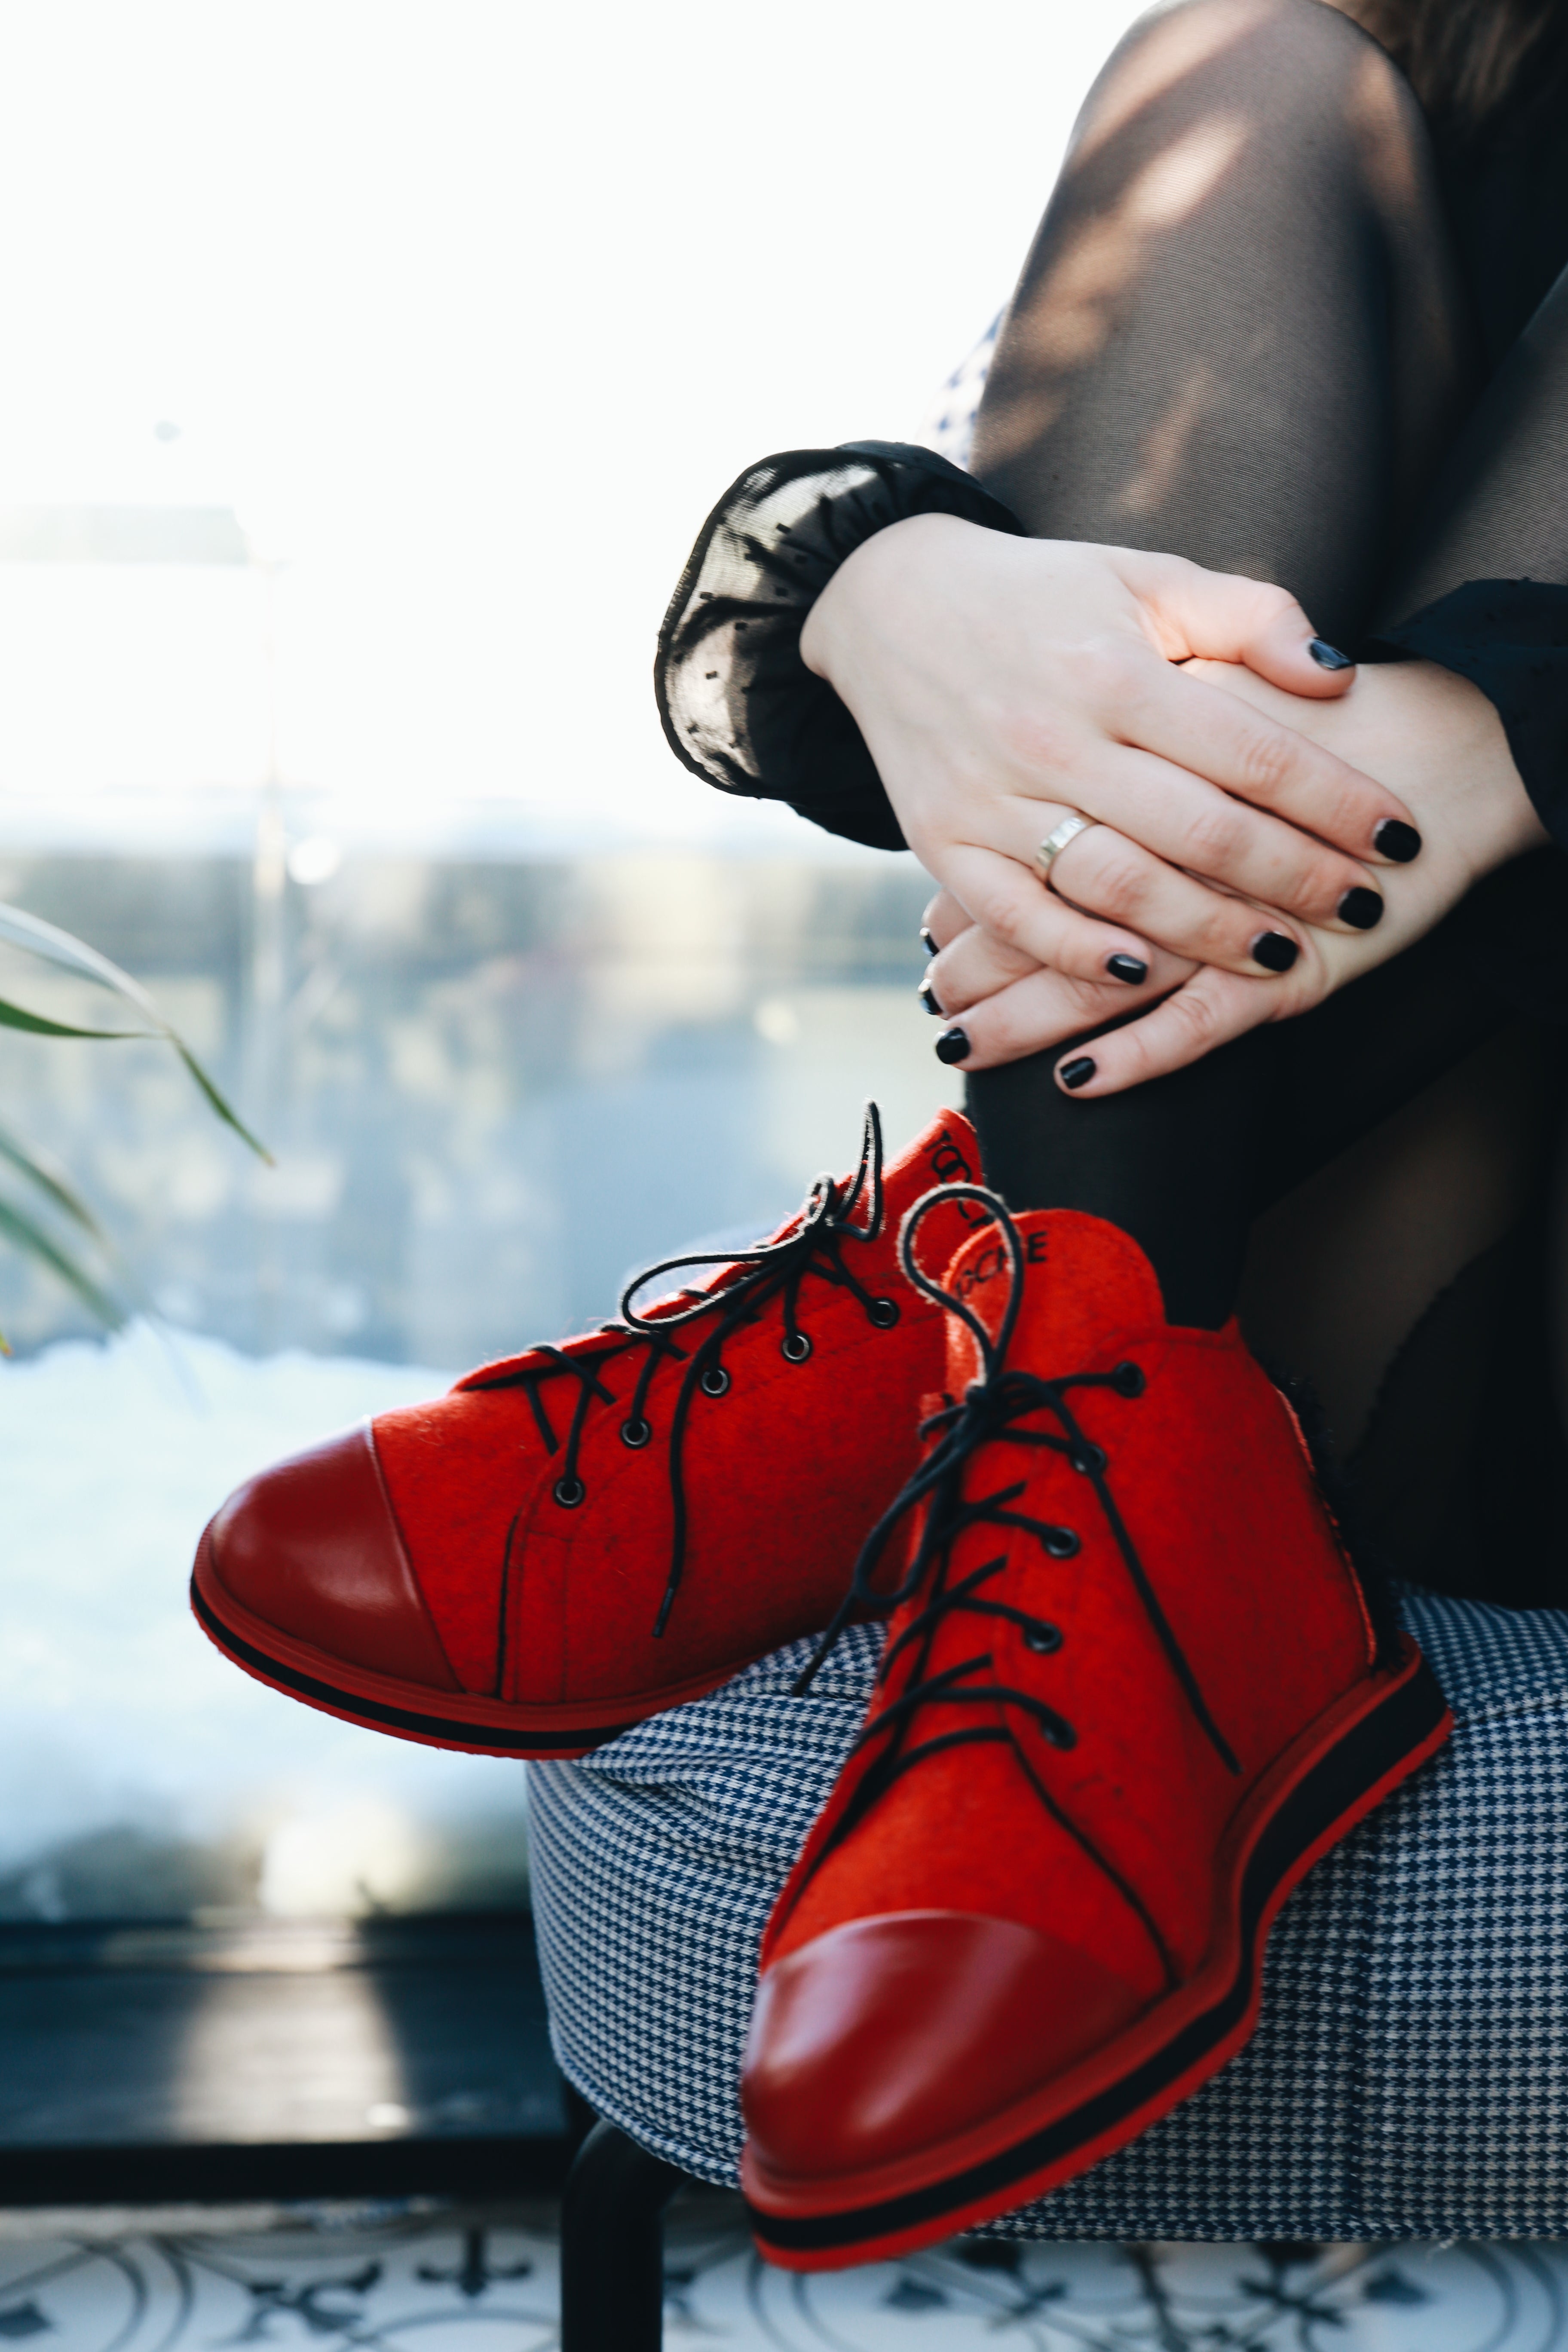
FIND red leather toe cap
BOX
[741,1911,1149,2182]
[205,1425,462,1692]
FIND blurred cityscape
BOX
[0,831,960,1368]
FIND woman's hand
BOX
[923,658,1548,1091]
[804,514,1426,989]
[920,886,1194,1058]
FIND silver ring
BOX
[1035,812,1099,882]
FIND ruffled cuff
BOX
[1367,579,1568,851]
[655,441,1024,851]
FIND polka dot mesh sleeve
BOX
[655,439,1022,851]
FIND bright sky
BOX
[0,0,1149,849]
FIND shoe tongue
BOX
[935,1208,1169,1387]
[868,1108,988,1268]
[879,1107,982,1215]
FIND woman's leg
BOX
[1264,260,1568,1589]
[973,0,1472,641]
[959,0,1568,1581]
[1379,260,1568,622]
[962,0,1486,1331]
[945,0,1568,1599]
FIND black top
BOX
[657,103,1568,858]
[1372,95,1568,845]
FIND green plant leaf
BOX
[0,900,271,1161]
[0,1121,112,1242]
[171,1040,270,1155]
[0,994,147,1041]
[0,900,167,1007]
[0,1195,125,1328]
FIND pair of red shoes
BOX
[192,1107,1450,2268]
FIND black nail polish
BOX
[935,1027,970,1065]
[1308,637,1354,671]
[1106,953,1148,985]
[919,927,939,958]
[1374,818,1421,864]
[1252,931,1299,973]
[1059,1056,1096,1090]
[1338,885,1384,930]
[918,978,944,1017]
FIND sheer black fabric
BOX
[655,444,1020,851]
[1435,58,1568,373]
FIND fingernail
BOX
[935,1027,970,1065]
[1374,818,1421,863]
[919,927,939,958]
[1308,637,1354,671]
[1337,885,1384,930]
[1251,931,1299,973]
[1106,953,1148,985]
[918,978,944,1017]
[1059,1056,1096,1090]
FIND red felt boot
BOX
[191,1108,987,1757]
[741,1185,1452,2269]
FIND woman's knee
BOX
[1067,0,1427,199]
[978,0,1437,437]
[971,0,1455,574]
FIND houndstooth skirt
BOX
[527,1587,1568,2239]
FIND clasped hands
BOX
[801,514,1545,1093]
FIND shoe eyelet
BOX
[1023,1621,1062,1655]
[1112,1360,1145,1397]
[620,1418,652,1449]
[1049,1721,1078,1751]
[868,1297,900,1329]
[1071,1443,1106,1476]
[781,1332,812,1364]
[1043,1525,1080,1559]
[700,1365,732,1398]
[552,1476,586,1509]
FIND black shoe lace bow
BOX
[466,1104,903,1638]
[791,1185,1239,1944]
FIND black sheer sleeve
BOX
[655,440,1024,851]
[1369,580,1568,851]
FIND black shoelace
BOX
[791,1185,1238,1979]
[468,1103,903,1638]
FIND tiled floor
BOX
[1,2199,1566,2349]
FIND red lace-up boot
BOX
[741,1186,1452,2269]
[190,1108,986,1758]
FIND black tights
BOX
[963,0,1568,1598]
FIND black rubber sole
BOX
[190,1574,635,1757]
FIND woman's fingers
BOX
[1058,749,1388,935]
[922,921,1038,1017]
[968,821,1303,980]
[1115,559,1422,860]
[932,843,1164,990]
[1048,965,1302,1095]
[929,959,1184,1072]
[1114,662,1418,876]
[919,888,980,959]
[927,900,1188,1017]
[1016,735,1389,934]
[1122,554,1362,706]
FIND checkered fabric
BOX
[919,312,1000,471]
[528,1587,1568,2239]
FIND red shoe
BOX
[741,1187,1452,2269]
[190,1108,986,1758]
